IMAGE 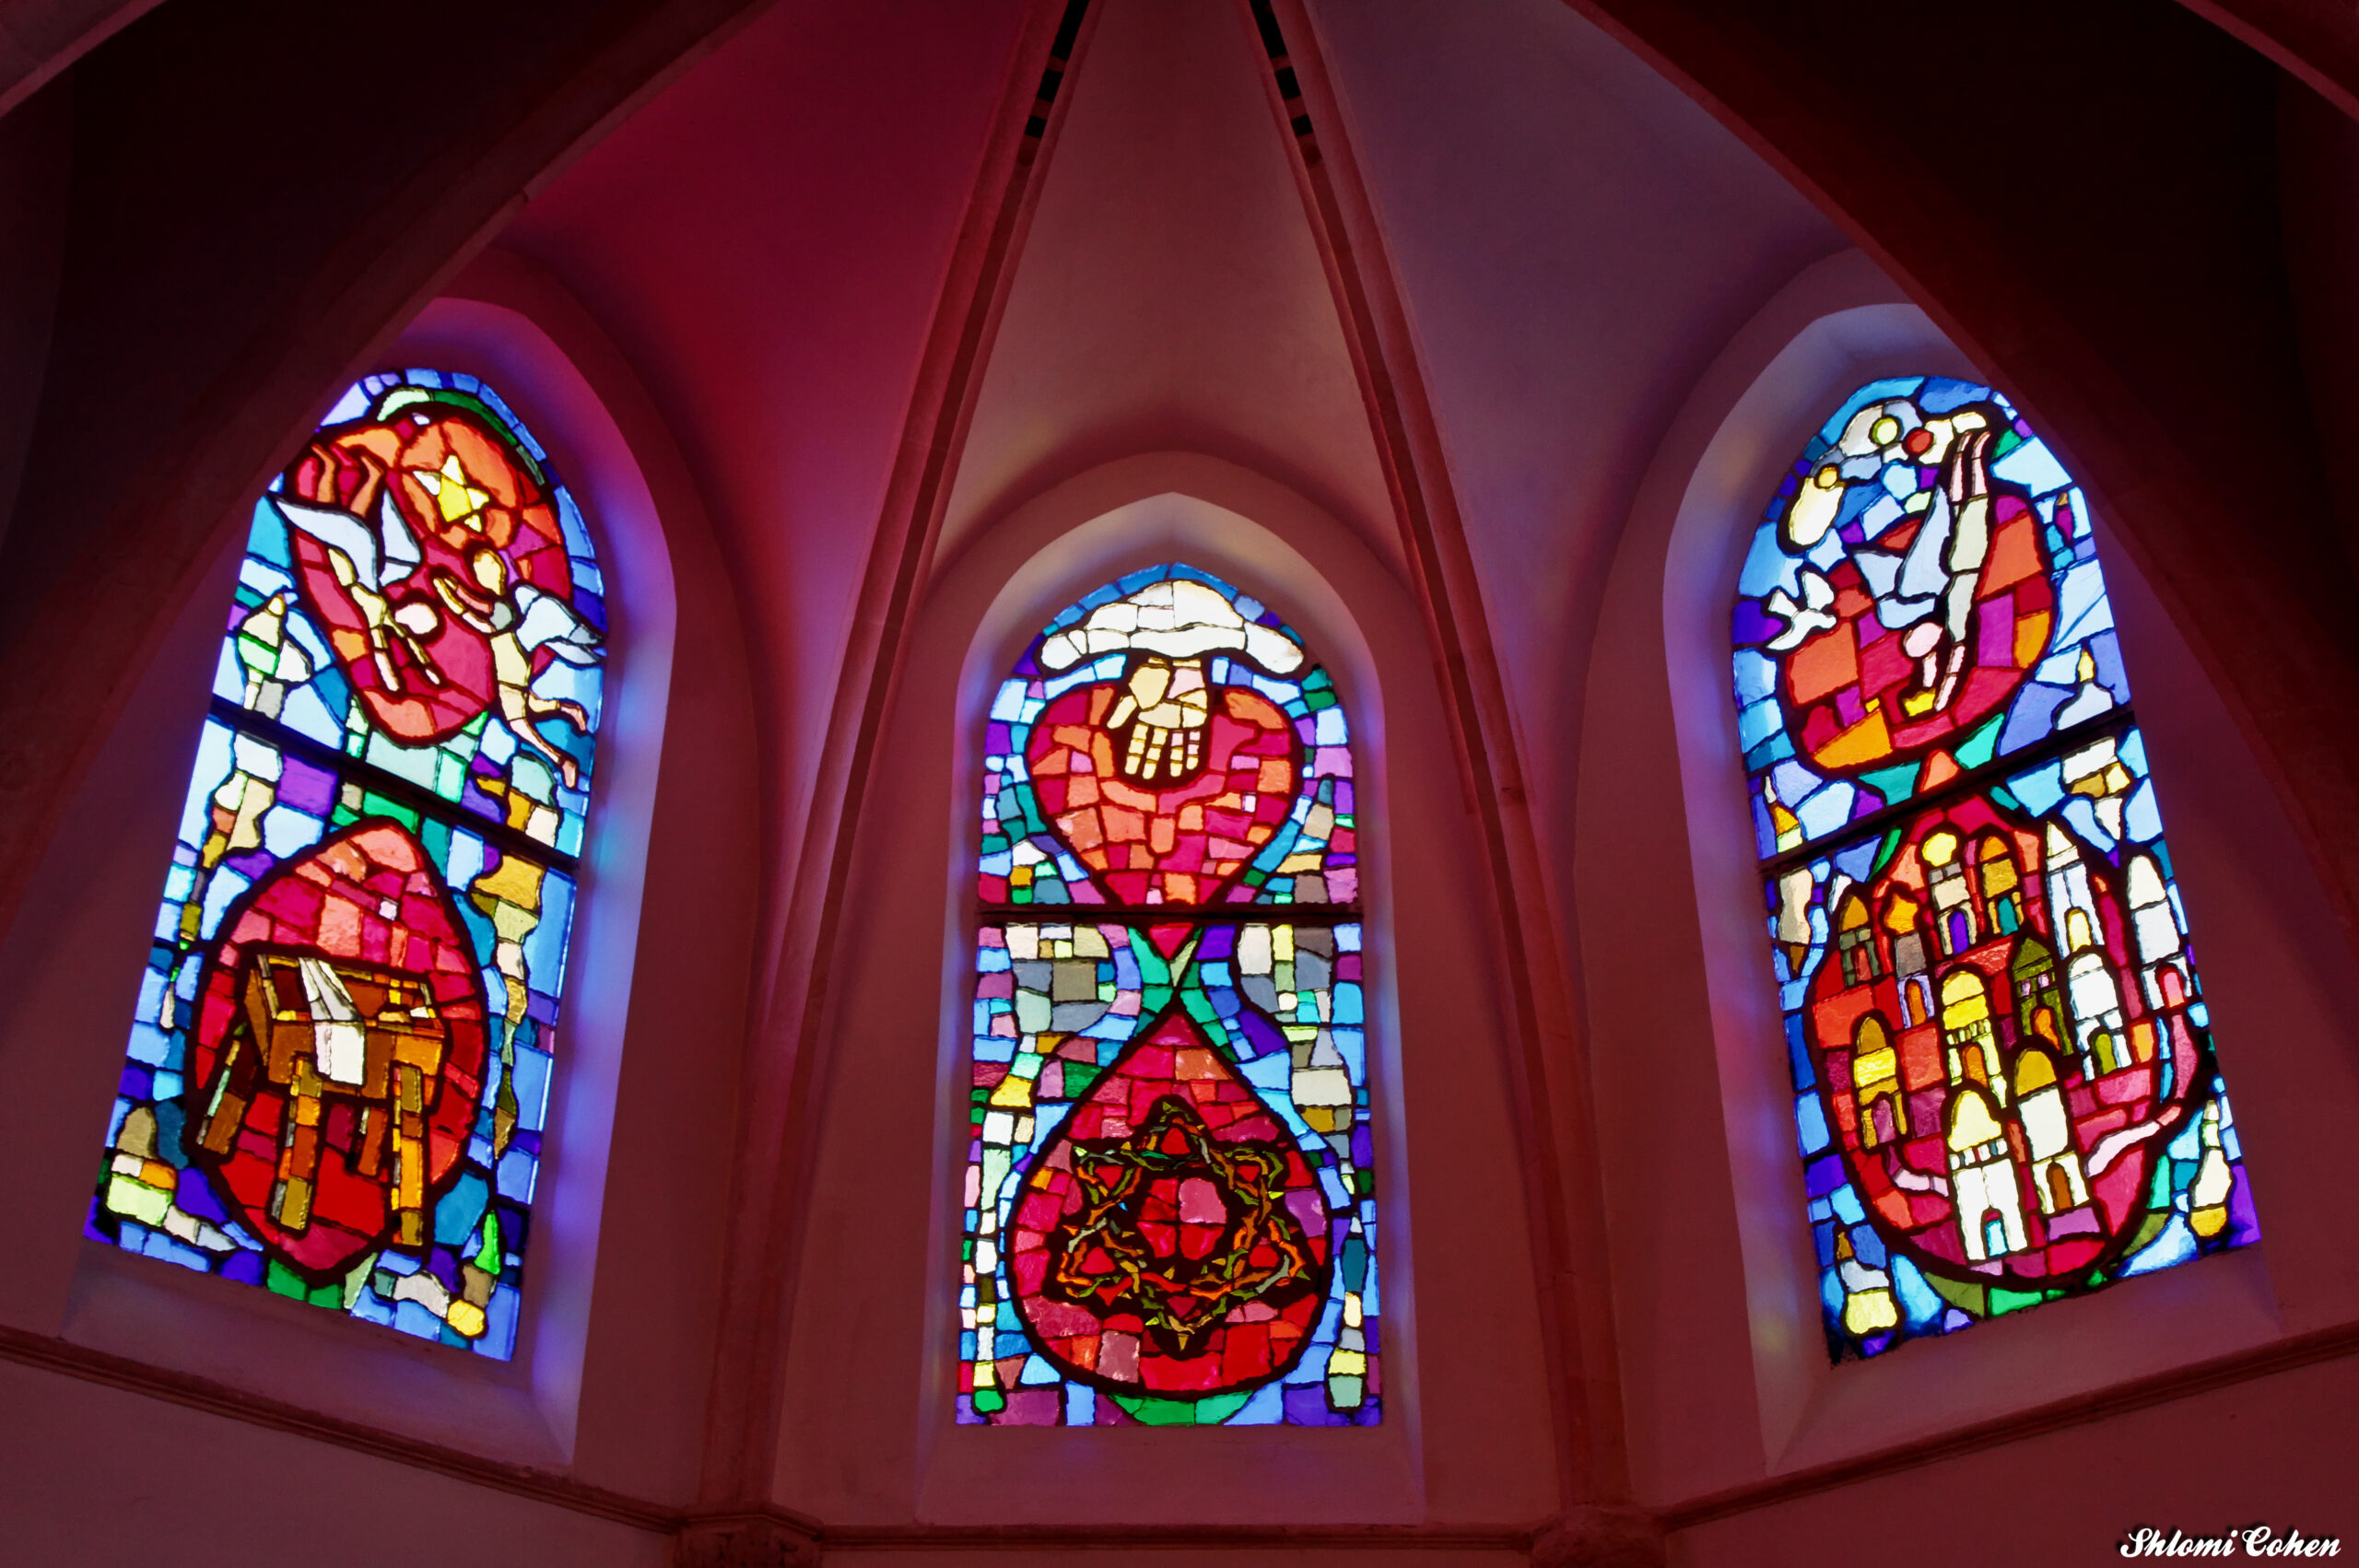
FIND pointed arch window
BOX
[1731,378,2257,1359]
[960,565,1379,1425]
[88,369,606,1360]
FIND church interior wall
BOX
[0,270,765,1551]
[0,71,67,560]
[1574,246,2359,1555]
[777,452,1558,1529]
[497,0,1039,908]
[1298,0,1845,831]
[0,0,2354,1560]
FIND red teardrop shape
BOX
[1024,665,1301,905]
[1010,1008,1333,1397]
[183,821,488,1281]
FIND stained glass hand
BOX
[1105,655,1214,783]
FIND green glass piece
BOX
[359,790,421,830]
[1954,710,2006,770]
[341,1253,376,1309]
[1854,759,1918,811]
[265,1258,309,1301]
[473,1211,503,1274]
[1922,1270,1987,1316]
[1111,1390,1252,1426]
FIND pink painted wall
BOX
[0,67,67,556]
[501,0,1033,950]
[1302,0,1842,813]
[935,0,1392,573]
[776,454,1557,1528]
[1576,252,2359,1541]
[1671,1355,2359,1565]
[0,268,762,1555]
[0,1354,666,1568]
[6,0,2355,1556]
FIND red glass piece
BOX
[1144,922,1195,960]
[1010,1009,1332,1396]
[183,821,488,1281]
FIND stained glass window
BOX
[1732,377,2259,1361]
[960,565,1379,1425]
[88,369,607,1361]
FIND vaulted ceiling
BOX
[499,0,1841,826]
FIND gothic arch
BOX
[1573,249,2359,1493]
[764,452,1563,1525]
[0,276,762,1477]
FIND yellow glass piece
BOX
[105,1173,171,1226]
[1940,969,1989,1028]
[2014,610,2052,670]
[1844,1286,1899,1335]
[420,454,492,526]
[1979,837,2019,893]
[1947,1088,2003,1151]
[470,855,546,919]
[1814,708,1895,770]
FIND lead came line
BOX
[208,694,580,874]
[1755,707,2136,880]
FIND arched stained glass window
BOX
[1732,378,2259,1361]
[961,565,1378,1426]
[88,369,607,1361]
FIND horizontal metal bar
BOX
[1755,708,2137,879]
[976,904,1360,925]
[207,696,580,875]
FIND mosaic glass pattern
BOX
[88,369,606,1359]
[962,566,1378,1425]
[1734,377,2257,1360]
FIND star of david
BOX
[414,454,491,528]
[1044,1093,1325,1359]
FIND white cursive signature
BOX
[2119,1525,2342,1558]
